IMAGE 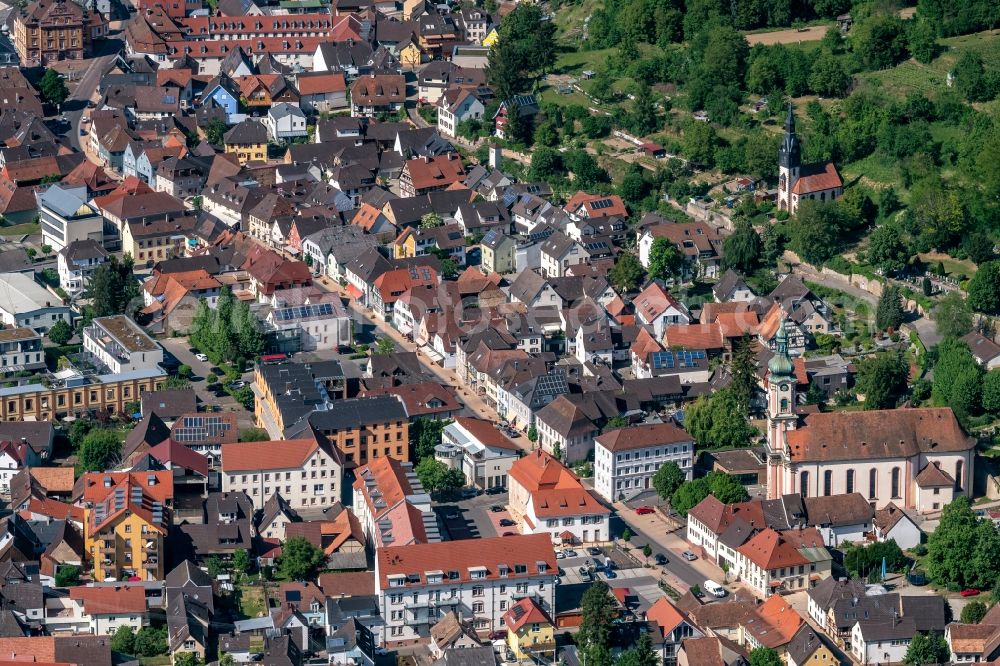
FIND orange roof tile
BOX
[647,597,686,638]
[503,597,552,633]
[221,438,319,472]
[69,585,146,615]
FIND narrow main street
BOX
[314,275,505,432]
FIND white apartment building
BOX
[0,272,74,333]
[57,239,108,296]
[221,436,342,511]
[375,533,557,644]
[593,421,694,503]
[83,315,164,374]
[264,300,353,352]
[0,327,45,375]
[436,417,519,490]
[37,184,103,252]
[507,450,610,544]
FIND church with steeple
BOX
[777,104,844,214]
[764,320,977,512]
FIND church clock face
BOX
[781,383,789,392]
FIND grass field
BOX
[239,585,267,619]
[859,29,1000,99]
[0,221,39,237]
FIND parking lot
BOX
[434,489,509,540]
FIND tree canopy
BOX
[652,462,686,500]
[926,496,1000,589]
[78,429,123,473]
[85,255,141,318]
[39,69,69,106]
[277,537,326,581]
[855,351,909,409]
[189,286,266,365]
[415,457,465,494]
[684,387,756,449]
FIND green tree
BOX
[844,539,908,578]
[134,627,167,657]
[578,582,615,666]
[931,338,983,422]
[609,253,645,293]
[982,369,1000,414]
[729,334,759,413]
[178,364,192,379]
[652,462,686,500]
[867,224,909,275]
[904,632,950,665]
[78,429,123,472]
[415,457,465,493]
[373,337,396,355]
[206,556,223,577]
[968,261,1000,315]
[233,549,252,577]
[55,564,80,587]
[908,19,938,64]
[112,626,136,655]
[239,428,269,442]
[953,51,991,102]
[527,425,538,442]
[789,200,850,265]
[628,84,660,136]
[420,212,444,229]
[648,237,682,282]
[617,633,658,666]
[748,647,783,666]
[39,68,69,106]
[875,286,906,331]
[174,654,202,666]
[682,121,719,167]
[670,477,710,516]
[684,388,755,450]
[642,544,653,559]
[411,417,448,460]
[722,219,761,274]
[277,537,326,581]
[47,319,73,345]
[621,527,632,542]
[927,496,1000,589]
[204,118,228,145]
[851,15,907,71]
[932,292,974,339]
[85,255,141,317]
[808,53,849,97]
[855,352,909,410]
[708,470,750,504]
[962,601,988,624]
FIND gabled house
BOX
[634,281,692,338]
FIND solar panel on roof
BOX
[591,198,613,210]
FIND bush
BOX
[178,364,192,379]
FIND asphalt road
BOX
[612,507,720,592]
[65,53,116,153]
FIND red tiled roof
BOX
[404,154,466,192]
[221,438,319,472]
[376,533,556,588]
[564,191,627,218]
[503,597,552,633]
[791,162,842,195]
[508,450,607,518]
[69,585,146,615]
[147,439,209,477]
[297,72,347,95]
[742,595,802,649]
[647,597,686,638]
[663,323,723,350]
[736,527,824,570]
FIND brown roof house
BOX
[350,73,405,118]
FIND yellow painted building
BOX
[399,40,423,68]
[82,471,173,582]
[503,597,555,662]
[0,368,165,422]
[223,119,268,165]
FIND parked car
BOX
[489,505,504,513]
[578,568,592,581]
[460,488,480,498]
[635,506,655,515]
[682,551,697,561]
[499,518,516,527]
[485,486,505,495]
[603,569,617,579]
[654,554,668,565]
[228,380,247,389]
[564,549,578,558]
[704,580,727,598]
[443,510,460,520]
[578,566,590,576]
[555,551,565,560]
[961,589,981,597]
[195,353,208,362]
[587,547,602,556]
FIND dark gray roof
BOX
[224,119,268,145]
[61,239,108,263]
[141,389,197,420]
[166,560,215,589]
[300,395,406,434]
[0,421,53,457]
[785,627,829,666]
[432,646,498,666]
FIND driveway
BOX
[159,336,257,428]
[434,489,507,540]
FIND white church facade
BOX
[777,105,844,214]
[764,323,975,512]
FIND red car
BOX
[635,506,656,515]
[961,589,981,597]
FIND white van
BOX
[704,580,727,597]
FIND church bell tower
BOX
[777,104,801,212]
[766,321,797,499]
